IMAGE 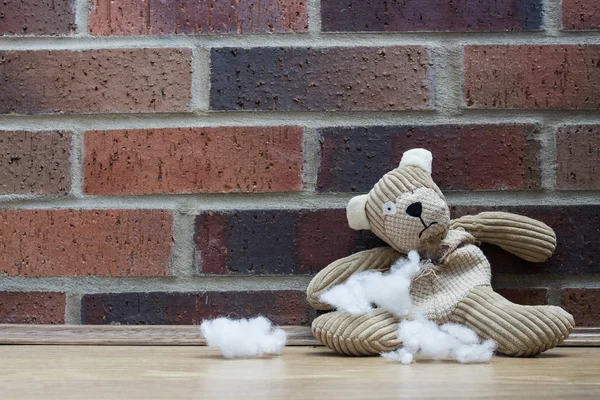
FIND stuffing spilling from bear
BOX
[201,148,574,363]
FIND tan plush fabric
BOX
[309,230,493,356]
[448,286,574,356]
[410,232,491,322]
[312,309,400,356]
[366,165,445,249]
[311,284,574,357]
[306,148,574,358]
[449,212,556,262]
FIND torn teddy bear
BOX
[308,148,574,358]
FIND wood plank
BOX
[0,346,599,399]
[0,324,318,346]
[0,324,597,346]
[561,327,600,347]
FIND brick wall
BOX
[0,0,599,327]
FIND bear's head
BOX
[346,148,450,253]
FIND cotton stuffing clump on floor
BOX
[382,318,496,364]
[200,316,287,359]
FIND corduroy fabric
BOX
[307,152,574,357]
[449,212,557,262]
[410,240,491,322]
[366,165,445,249]
[311,285,574,357]
[448,286,574,356]
[307,226,573,357]
[312,309,401,356]
[382,187,451,252]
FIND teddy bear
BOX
[307,148,574,357]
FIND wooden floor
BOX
[0,346,599,399]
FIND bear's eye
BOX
[382,201,397,216]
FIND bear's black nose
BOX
[406,202,422,218]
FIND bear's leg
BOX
[311,309,401,356]
[449,285,574,357]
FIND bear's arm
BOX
[449,211,556,262]
[306,247,402,310]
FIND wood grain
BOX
[0,324,316,345]
[562,327,600,346]
[0,325,597,346]
[0,346,599,399]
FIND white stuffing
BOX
[319,250,423,318]
[319,250,496,364]
[440,321,481,344]
[200,316,286,359]
[318,271,375,314]
[382,318,496,364]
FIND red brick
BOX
[89,0,307,35]
[563,0,600,30]
[452,205,600,275]
[296,210,371,274]
[210,47,432,111]
[0,210,173,277]
[0,292,65,323]
[317,124,541,193]
[0,0,75,36]
[194,212,230,274]
[322,0,543,32]
[494,288,548,305]
[194,209,384,275]
[84,127,304,195]
[0,49,192,114]
[0,131,71,195]
[464,45,600,109]
[81,290,311,325]
[556,125,600,190]
[562,289,600,326]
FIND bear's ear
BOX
[399,148,432,174]
[347,194,371,230]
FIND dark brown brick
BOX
[452,205,600,275]
[195,210,299,275]
[317,124,541,193]
[296,210,385,274]
[0,292,65,323]
[0,49,192,114]
[210,47,432,111]
[464,45,600,109]
[0,0,75,36]
[81,290,311,325]
[494,288,548,305]
[89,0,307,35]
[322,0,543,32]
[194,209,385,275]
[556,125,600,190]
[0,131,71,195]
[563,0,600,30]
[562,289,600,326]
[84,127,304,195]
[0,210,173,277]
